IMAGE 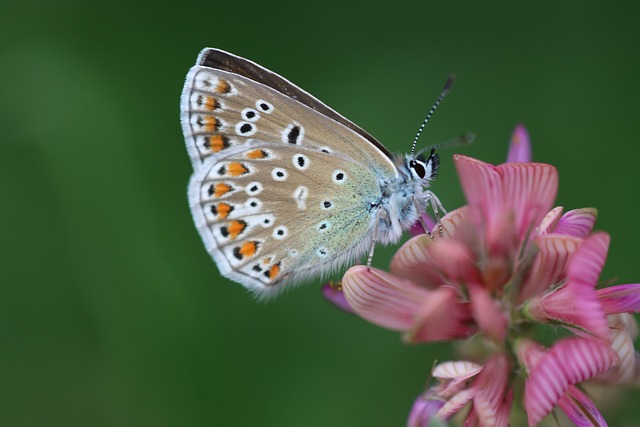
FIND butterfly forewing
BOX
[181,64,396,173]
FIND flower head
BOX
[331,126,640,426]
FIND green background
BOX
[2,1,639,426]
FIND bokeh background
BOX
[2,1,640,426]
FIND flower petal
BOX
[567,232,610,288]
[406,287,474,343]
[557,386,608,427]
[321,282,355,314]
[524,338,619,426]
[526,233,611,339]
[473,353,510,427]
[435,387,476,420]
[409,212,437,237]
[433,361,483,395]
[407,392,446,427]
[519,234,582,302]
[390,235,447,288]
[468,283,508,343]
[554,208,598,238]
[506,124,532,163]
[497,162,558,240]
[597,284,640,314]
[537,206,564,236]
[596,314,639,385]
[342,266,431,331]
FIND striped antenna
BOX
[410,74,456,155]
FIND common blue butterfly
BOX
[180,48,455,296]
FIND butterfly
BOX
[180,48,455,297]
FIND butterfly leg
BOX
[425,191,447,237]
[413,200,436,239]
[366,211,381,268]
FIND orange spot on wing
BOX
[216,202,232,219]
[227,162,249,177]
[246,149,268,159]
[266,262,281,280]
[240,241,258,257]
[204,96,219,111]
[227,220,247,239]
[203,116,218,131]
[213,183,232,198]
[215,79,231,94]
[207,135,229,153]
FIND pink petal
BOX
[473,353,510,427]
[524,338,619,426]
[438,206,470,238]
[497,162,558,240]
[436,387,476,420]
[506,124,532,163]
[515,339,546,373]
[596,314,638,385]
[525,281,610,340]
[422,239,481,284]
[526,233,611,339]
[557,386,608,427]
[409,212,437,237]
[407,391,446,427]
[390,234,447,288]
[519,234,582,302]
[554,208,598,238]
[406,287,474,343]
[597,284,640,314]
[567,232,610,288]
[453,155,503,233]
[433,361,483,395]
[468,283,507,343]
[537,206,564,236]
[321,282,355,314]
[433,361,483,381]
[342,266,432,331]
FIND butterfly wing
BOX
[180,48,396,171]
[189,143,382,294]
[180,48,399,294]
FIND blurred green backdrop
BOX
[2,1,639,426]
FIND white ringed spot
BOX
[273,226,288,239]
[256,99,274,114]
[283,123,304,145]
[332,170,347,184]
[317,247,329,258]
[293,153,310,170]
[288,249,299,257]
[271,167,288,182]
[245,198,262,212]
[235,121,257,136]
[320,200,334,210]
[245,182,263,195]
[241,108,260,122]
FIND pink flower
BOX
[331,126,640,426]
[517,338,618,426]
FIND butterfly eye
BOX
[409,159,427,179]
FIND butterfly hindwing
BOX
[188,143,381,293]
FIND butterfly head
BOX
[407,149,439,184]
